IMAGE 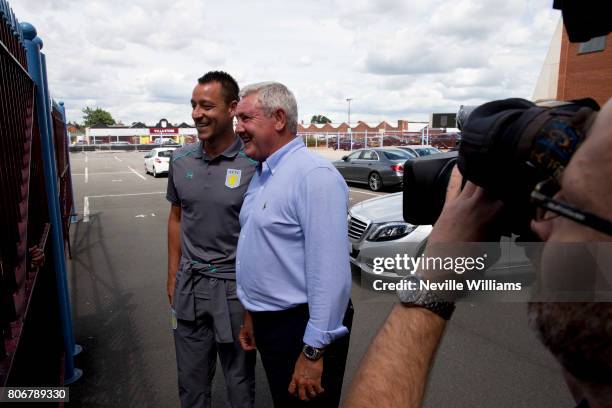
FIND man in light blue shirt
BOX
[235,82,352,407]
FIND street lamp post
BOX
[346,98,353,150]
[346,98,353,127]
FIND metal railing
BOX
[0,0,81,388]
[298,131,459,150]
[52,103,75,256]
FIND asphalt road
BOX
[65,150,572,407]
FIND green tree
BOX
[82,106,116,127]
[310,115,332,124]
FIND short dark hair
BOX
[197,71,239,105]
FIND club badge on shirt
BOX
[225,169,242,189]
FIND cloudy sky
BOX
[12,0,560,126]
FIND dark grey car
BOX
[332,148,414,191]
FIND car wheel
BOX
[368,172,383,191]
[153,166,158,178]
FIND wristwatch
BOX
[302,344,325,361]
[396,275,456,321]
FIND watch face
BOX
[303,345,321,360]
[396,275,420,303]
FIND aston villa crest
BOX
[225,169,242,189]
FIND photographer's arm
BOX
[344,304,445,408]
[345,169,504,408]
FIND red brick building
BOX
[557,32,612,106]
[297,119,415,133]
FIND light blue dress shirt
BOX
[236,137,351,348]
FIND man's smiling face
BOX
[191,81,235,143]
[235,93,279,161]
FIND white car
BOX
[349,192,432,283]
[144,148,175,177]
[349,192,532,289]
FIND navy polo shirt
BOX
[166,136,257,276]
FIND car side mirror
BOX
[342,156,348,161]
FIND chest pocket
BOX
[252,188,301,239]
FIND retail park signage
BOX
[149,128,179,135]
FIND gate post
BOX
[21,22,82,385]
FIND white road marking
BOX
[82,192,165,222]
[73,171,133,176]
[87,191,165,198]
[85,167,88,183]
[128,166,146,180]
[114,155,122,162]
[112,179,123,182]
[83,196,90,222]
[151,213,156,217]
[348,188,386,197]
[85,152,88,163]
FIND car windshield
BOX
[414,147,440,156]
[401,149,418,158]
[158,150,173,158]
[382,149,413,160]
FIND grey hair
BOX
[239,82,298,135]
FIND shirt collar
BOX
[262,137,304,175]
[193,136,243,161]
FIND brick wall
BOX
[557,31,612,106]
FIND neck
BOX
[202,130,235,158]
[267,132,296,159]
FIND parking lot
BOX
[66,150,571,407]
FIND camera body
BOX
[402,98,599,236]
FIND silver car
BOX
[333,148,415,191]
[348,192,533,289]
[348,192,432,282]
[397,145,441,157]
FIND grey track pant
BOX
[174,297,255,408]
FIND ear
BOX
[273,108,287,132]
[228,100,238,116]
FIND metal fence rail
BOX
[52,104,74,257]
[1,0,80,389]
[0,2,36,383]
[298,131,459,150]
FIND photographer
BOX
[343,98,612,408]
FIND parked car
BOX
[332,147,414,191]
[397,145,441,157]
[381,135,411,146]
[144,147,176,177]
[348,192,532,288]
[328,139,364,150]
[153,137,179,145]
[348,192,432,284]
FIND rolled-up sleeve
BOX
[297,167,351,348]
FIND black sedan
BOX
[332,148,414,191]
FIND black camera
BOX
[402,98,599,236]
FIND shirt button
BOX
[241,234,245,238]
[237,261,241,265]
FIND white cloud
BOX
[10,0,560,125]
